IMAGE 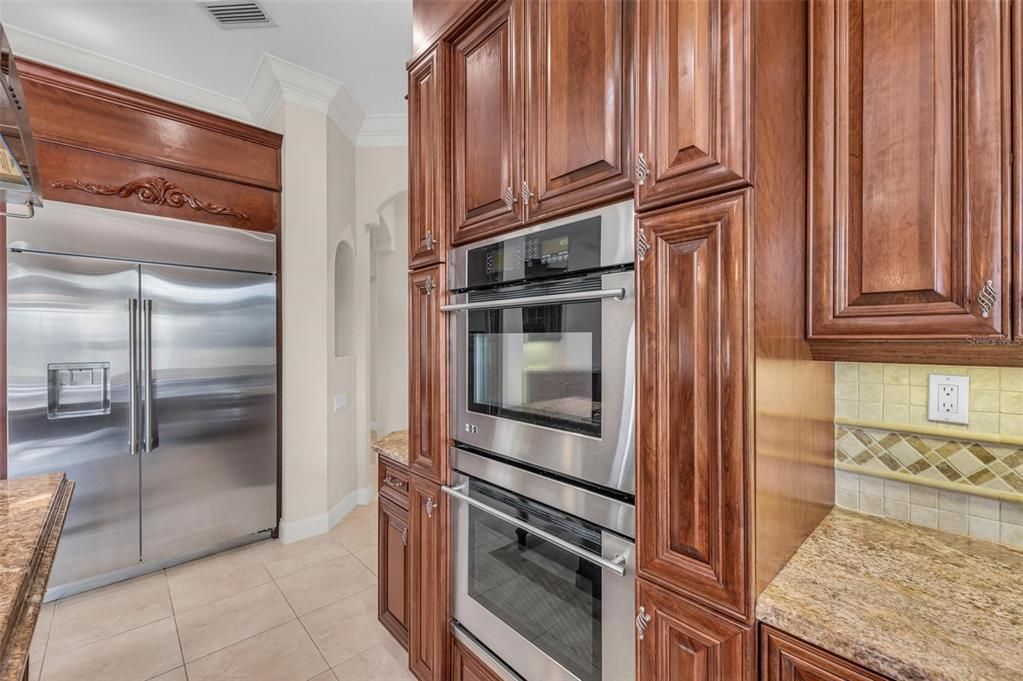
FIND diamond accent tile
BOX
[834,425,1023,502]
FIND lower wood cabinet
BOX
[636,579,754,681]
[760,626,891,681]
[377,496,409,649]
[450,637,504,681]
[409,473,448,681]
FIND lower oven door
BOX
[446,472,635,681]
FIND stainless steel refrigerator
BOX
[7,201,278,598]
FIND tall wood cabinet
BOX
[807,0,1013,341]
[450,0,634,245]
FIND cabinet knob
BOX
[636,228,650,262]
[521,181,534,204]
[423,275,436,295]
[401,527,408,546]
[977,279,996,319]
[503,186,518,211]
[424,230,436,251]
[636,606,652,640]
[425,497,436,518]
[635,152,649,185]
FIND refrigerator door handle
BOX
[128,298,139,455]
[142,299,157,452]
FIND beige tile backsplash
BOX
[834,362,1023,549]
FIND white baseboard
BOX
[280,486,374,544]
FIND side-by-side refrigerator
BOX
[7,201,278,598]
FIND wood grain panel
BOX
[450,638,504,681]
[807,0,1012,339]
[1015,0,1022,341]
[17,59,281,191]
[451,0,524,244]
[409,474,448,681]
[637,579,754,681]
[411,0,477,62]
[38,142,280,233]
[634,0,750,210]
[760,626,891,681]
[524,0,634,221]
[378,496,409,649]
[637,192,750,621]
[408,266,447,483]
[409,45,450,268]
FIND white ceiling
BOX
[1,0,412,117]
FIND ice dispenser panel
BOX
[47,362,111,419]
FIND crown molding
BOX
[4,25,252,123]
[357,114,408,147]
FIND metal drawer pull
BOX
[503,186,517,210]
[441,288,626,313]
[425,497,436,517]
[401,527,408,546]
[636,607,652,640]
[424,230,436,251]
[383,475,406,490]
[441,482,628,577]
[978,280,996,319]
[521,182,534,203]
[0,200,35,219]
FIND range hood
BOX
[0,23,42,218]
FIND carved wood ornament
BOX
[50,176,250,219]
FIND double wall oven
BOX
[442,201,636,681]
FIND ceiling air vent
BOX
[200,1,276,29]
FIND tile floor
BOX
[28,499,414,681]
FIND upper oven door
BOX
[448,269,635,494]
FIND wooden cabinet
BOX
[408,45,450,269]
[761,626,891,681]
[450,0,634,245]
[409,474,447,681]
[636,579,754,681]
[634,0,750,211]
[1014,0,1022,341]
[636,192,750,621]
[408,266,447,483]
[451,0,524,244]
[378,496,409,648]
[450,637,504,681]
[524,0,634,221]
[807,0,1013,340]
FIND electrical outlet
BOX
[333,393,349,412]
[928,374,969,425]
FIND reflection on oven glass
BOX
[467,481,603,681]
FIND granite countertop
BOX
[0,473,74,681]
[372,430,409,466]
[757,508,1023,681]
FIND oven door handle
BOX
[439,287,626,313]
[442,483,629,577]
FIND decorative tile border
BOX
[835,470,1023,550]
[835,425,1023,500]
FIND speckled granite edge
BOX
[0,480,73,681]
[372,430,409,466]
[757,508,1023,681]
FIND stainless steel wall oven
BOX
[444,201,636,495]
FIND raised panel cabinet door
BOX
[410,474,448,681]
[409,45,450,269]
[808,0,1012,339]
[524,0,634,221]
[760,626,891,681]
[634,0,750,211]
[451,0,524,245]
[636,192,750,621]
[1014,0,1022,341]
[636,579,754,681]
[378,497,409,648]
[408,266,447,482]
[451,638,504,681]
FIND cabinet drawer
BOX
[379,460,411,508]
[760,626,891,681]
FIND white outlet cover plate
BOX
[928,374,970,425]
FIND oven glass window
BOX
[468,299,601,437]
[467,478,603,681]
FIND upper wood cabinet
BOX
[409,45,450,269]
[451,0,524,244]
[449,0,634,245]
[807,0,1013,340]
[408,266,447,483]
[524,0,634,221]
[636,192,750,621]
[633,0,750,211]
[409,474,448,681]
[637,579,754,681]
[760,626,890,681]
